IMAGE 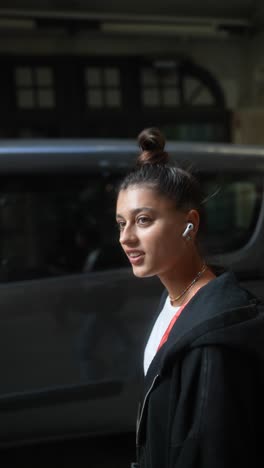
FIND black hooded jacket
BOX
[135,271,264,468]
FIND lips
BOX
[126,250,145,265]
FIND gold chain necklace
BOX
[169,263,207,306]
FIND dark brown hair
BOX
[136,127,169,166]
[118,127,204,219]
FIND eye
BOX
[137,216,151,226]
[116,220,126,231]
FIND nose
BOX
[119,224,138,247]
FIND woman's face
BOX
[116,186,191,279]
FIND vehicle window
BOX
[0,171,262,282]
[201,174,262,254]
[0,173,128,282]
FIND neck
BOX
[159,254,213,307]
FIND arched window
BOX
[140,57,225,108]
[138,57,228,142]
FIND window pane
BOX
[162,88,179,106]
[106,89,121,107]
[202,177,261,254]
[142,88,160,107]
[36,67,53,86]
[185,78,214,105]
[141,68,158,86]
[15,67,33,86]
[193,88,214,105]
[17,90,35,108]
[87,89,103,108]
[0,175,127,282]
[161,71,178,85]
[104,68,120,86]
[185,77,200,103]
[85,67,102,86]
[38,89,55,108]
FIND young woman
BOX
[116,127,264,468]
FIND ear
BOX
[185,209,200,236]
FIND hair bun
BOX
[137,127,169,166]
[138,127,165,152]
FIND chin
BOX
[132,266,155,278]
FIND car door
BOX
[0,170,163,445]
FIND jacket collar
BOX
[144,271,258,389]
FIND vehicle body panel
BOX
[0,139,263,446]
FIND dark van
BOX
[0,139,264,447]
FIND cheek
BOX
[146,226,181,255]
[161,224,180,244]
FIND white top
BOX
[144,296,180,375]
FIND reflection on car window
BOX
[0,173,128,282]
[0,172,262,282]
[202,175,262,254]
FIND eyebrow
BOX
[116,207,155,219]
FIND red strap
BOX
[157,303,186,351]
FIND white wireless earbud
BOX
[182,222,194,238]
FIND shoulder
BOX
[177,345,256,396]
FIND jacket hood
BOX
[146,271,264,382]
